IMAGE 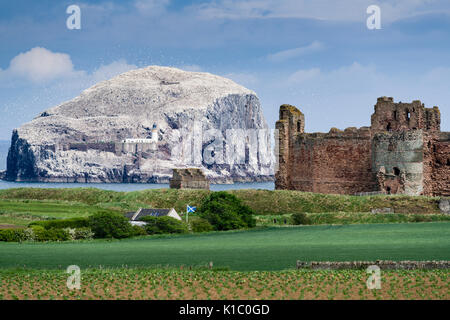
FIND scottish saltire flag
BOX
[187,205,196,213]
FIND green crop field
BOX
[1,222,449,271]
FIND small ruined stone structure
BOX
[276,97,450,196]
[169,168,210,190]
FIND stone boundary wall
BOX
[439,198,450,214]
[296,260,450,270]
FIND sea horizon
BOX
[0,180,275,191]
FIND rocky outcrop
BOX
[6,66,274,183]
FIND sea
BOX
[0,180,274,191]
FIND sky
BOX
[1,0,450,140]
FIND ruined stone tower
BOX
[275,97,450,196]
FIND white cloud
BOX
[288,68,321,83]
[287,62,384,91]
[8,47,76,83]
[91,59,137,82]
[134,0,170,15]
[179,65,203,72]
[193,0,446,23]
[268,41,324,63]
[0,47,137,87]
[222,72,259,88]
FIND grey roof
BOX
[126,208,174,221]
[124,212,136,219]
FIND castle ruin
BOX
[169,168,210,190]
[275,97,450,196]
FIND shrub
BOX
[0,226,90,242]
[0,229,30,242]
[74,227,94,240]
[291,212,310,225]
[64,228,77,240]
[189,217,214,233]
[130,225,147,236]
[140,216,189,235]
[29,217,90,229]
[198,192,256,231]
[32,227,70,241]
[88,212,133,239]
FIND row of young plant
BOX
[0,192,256,242]
[1,268,447,300]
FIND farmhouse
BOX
[275,97,450,196]
[125,208,181,226]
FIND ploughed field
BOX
[1,223,449,271]
[0,268,448,300]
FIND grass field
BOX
[1,268,447,300]
[1,223,449,271]
[0,199,119,226]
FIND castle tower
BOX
[275,104,305,190]
[371,97,440,133]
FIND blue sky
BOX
[1,0,450,140]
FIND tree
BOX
[198,192,255,231]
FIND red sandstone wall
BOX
[431,134,450,196]
[290,139,314,191]
[290,132,377,194]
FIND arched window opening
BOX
[393,167,401,176]
[297,121,301,132]
[393,110,398,120]
[387,123,392,131]
[386,186,391,195]
[406,110,411,121]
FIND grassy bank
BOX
[0,188,442,216]
[0,223,449,271]
[255,212,450,226]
